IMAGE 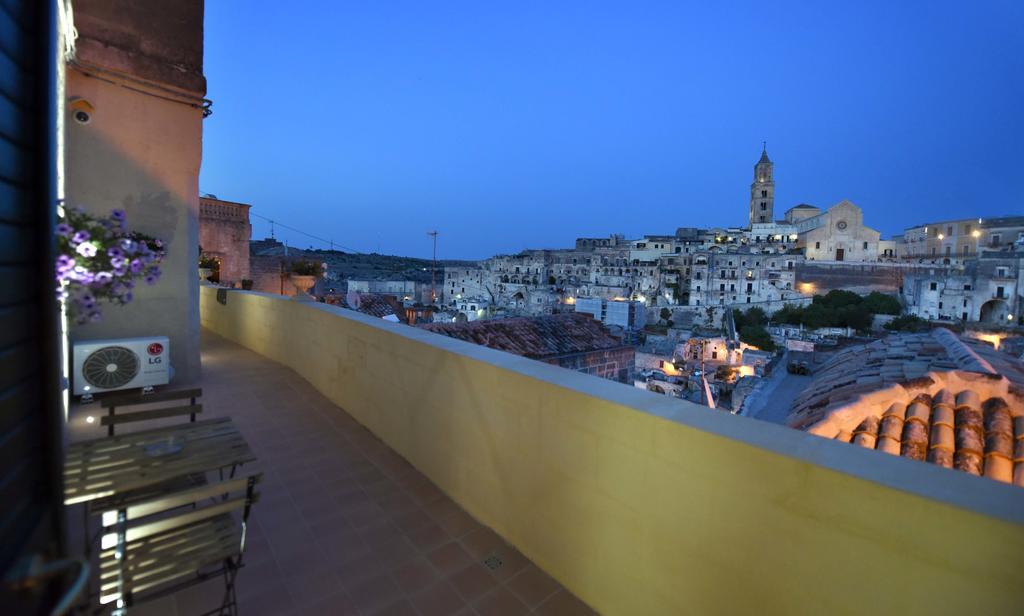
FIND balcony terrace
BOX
[74,285,1024,614]
[68,329,591,616]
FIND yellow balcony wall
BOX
[201,286,1024,615]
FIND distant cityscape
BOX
[198,146,1024,487]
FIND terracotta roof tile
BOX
[800,330,1024,487]
[418,313,626,360]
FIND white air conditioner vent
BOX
[73,336,170,395]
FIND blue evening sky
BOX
[200,1,1023,260]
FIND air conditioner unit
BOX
[72,336,170,396]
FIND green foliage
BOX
[739,324,776,351]
[884,314,930,332]
[863,291,901,315]
[289,259,322,276]
[733,307,767,331]
[198,253,219,269]
[769,290,902,333]
[815,289,862,308]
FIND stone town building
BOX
[898,216,1024,264]
[787,329,1024,487]
[443,266,489,305]
[199,195,251,286]
[786,200,883,262]
[574,297,647,331]
[901,251,1023,324]
[750,146,775,225]
[420,313,635,383]
[686,247,803,309]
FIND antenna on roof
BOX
[427,230,439,305]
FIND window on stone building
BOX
[720,284,725,291]
[930,282,937,291]
[760,202,766,210]
[863,242,868,250]
[964,284,971,290]
[761,190,767,198]
[815,242,820,249]
[963,299,968,307]
[938,302,943,309]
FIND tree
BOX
[836,303,873,331]
[739,324,776,351]
[884,314,930,332]
[864,291,901,315]
[818,289,862,308]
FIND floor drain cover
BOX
[482,555,503,570]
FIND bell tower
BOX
[749,143,774,227]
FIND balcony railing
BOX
[199,286,1024,614]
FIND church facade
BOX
[747,147,883,262]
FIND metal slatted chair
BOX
[98,473,261,616]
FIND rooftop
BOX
[788,329,1024,485]
[419,313,626,360]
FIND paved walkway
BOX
[68,330,594,616]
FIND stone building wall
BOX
[199,196,251,285]
[65,0,206,382]
[546,346,636,384]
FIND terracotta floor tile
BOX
[282,565,343,606]
[235,579,295,616]
[390,507,434,535]
[505,564,562,610]
[369,597,419,616]
[409,580,466,616]
[449,563,498,602]
[336,549,388,588]
[459,527,505,560]
[406,522,451,552]
[295,589,360,615]
[437,509,483,539]
[426,542,474,576]
[473,586,531,616]
[484,548,529,583]
[346,572,404,615]
[390,556,441,595]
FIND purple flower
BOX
[72,230,90,245]
[111,209,126,221]
[94,271,113,285]
[122,292,133,303]
[154,239,164,248]
[120,239,137,254]
[107,247,124,259]
[56,254,75,271]
[144,272,160,285]
[110,256,127,268]
[56,223,73,237]
[125,280,136,289]
[71,267,94,284]
[130,259,144,273]
[76,242,97,258]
